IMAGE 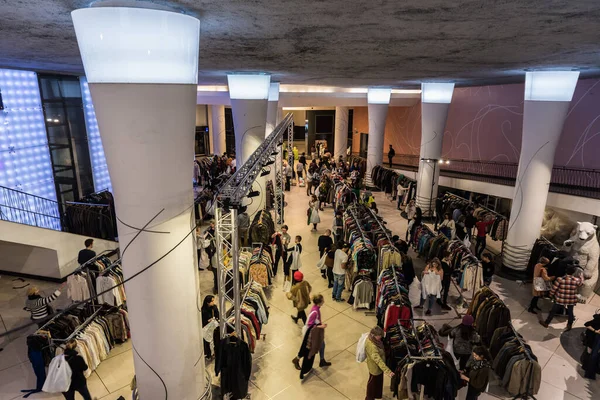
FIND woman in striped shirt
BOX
[25,286,64,327]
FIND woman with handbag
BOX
[528,257,555,314]
[288,271,312,325]
[308,195,321,231]
[201,295,220,360]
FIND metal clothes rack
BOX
[64,248,119,279]
[444,192,507,258]
[508,322,537,400]
[54,306,104,343]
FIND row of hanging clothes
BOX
[64,190,118,240]
[343,204,378,277]
[27,303,130,394]
[316,172,335,206]
[247,245,274,288]
[467,287,513,346]
[332,178,355,212]
[215,281,269,400]
[371,165,417,205]
[376,265,411,331]
[526,237,560,277]
[248,210,276,245]
[440,192,508,241]
[386,321,461,400]
[446,240,485,293]
[489,324,542,396]
[66,258,126,307]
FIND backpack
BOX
[356,333,369,363]
[42,354,72,393]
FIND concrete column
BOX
[228,74,270,216]
[72,7,204,400]
[504,71,580,271]
[415,83,454,216]
[209,105,226,156]
[334,106,349,160]
[365,89,391,188]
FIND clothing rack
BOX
[424,323,441,357]
[508,321,537,400]
[538,235,559,251]
[54,306,104,343]
[444,192,506,220]
[65,201,110,207]
[347,204,369,242]
[65,248,119,279]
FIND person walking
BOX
[332,243,350,302]
[62,340,92,400]
[387,145,395,168]
[474,216,493,259]
[540,265,583,331]
[450,315,481,370]
[204,221,218,294]
[292,294,331,376]
[77,239,96,265]
[288,271,312,325]
[287,236,303,284]
[318,229,334,279]
[201,295,219,360]
[438,251,454,311]
[365,326,394,400]
[415,259,443,315]
[318,229,334,258]
[480,253,495,286]
[308,195,321,231]
[25,285,65,327]
[528,257,555,314]
[460,346,492,400]
[271,225,290,277]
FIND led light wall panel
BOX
[0,68,60,229]
[80,77,112,193]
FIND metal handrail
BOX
[0,184,117,239]
[384,154,600,200]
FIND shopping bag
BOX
[533,277,552,292]
[356,332,369,363]
[409,277,421,305]
[42,354,72,393]
[316,253,327,270]
[283,280,292,293]
[199,249,210,269]
[202,319,219,342]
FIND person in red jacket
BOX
[474,216,494,259]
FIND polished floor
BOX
[1,183,599,400]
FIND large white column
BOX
[366,89,391,188]
[72,7,205,400]
[504,71,580,271]
[334,106,349,160]
[228,74,270,216]
[209,104,226,156]
[415,83,454,216]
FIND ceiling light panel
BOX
[80,77,112,193]
[524,71,580,102]
[421,83,455,103]
[367,88,392,104]
[227,74,271,100]
[0,68,60,229]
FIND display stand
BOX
[215,113,293,338]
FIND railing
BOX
[0,186,62,230]
[0,184,118,239]
[380,154,600,200]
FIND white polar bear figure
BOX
[563,222,599,299]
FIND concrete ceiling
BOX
[1,0,600,87]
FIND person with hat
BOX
[288,271,312,325]
[450,315,481,370]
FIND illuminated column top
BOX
[72,7,200,84]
